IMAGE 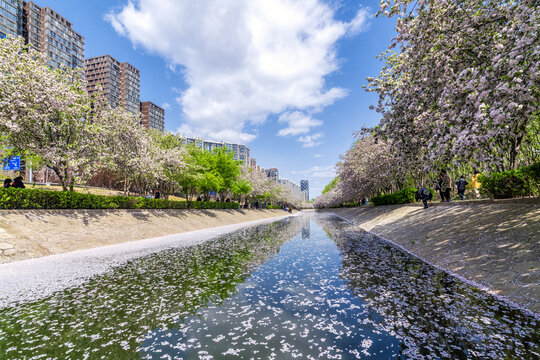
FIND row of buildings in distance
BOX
[0,1,310,202]
[184,139,309,203]
[0,1,165,131]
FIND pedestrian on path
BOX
[455,175,468,200]
[3,178,12,188]
[471,170,481,199]
[441,170,452,202]
[418,186,432,209]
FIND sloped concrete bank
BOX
[0,208,292,264]
[0,214,297,307]
[323,200,540,313]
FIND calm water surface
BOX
[0,214,538,359]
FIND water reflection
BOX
[140,217,402,359]
[316,214,539,359]
[0,218,303,359]
[302,221,311,240]
[0,214,537,360]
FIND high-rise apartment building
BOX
[278,178,303,202]
[300,179,309,202]
[120,62,140,114]
[0,0,22,39]
[85,55,140,114]
[140,101,165,131]
[266,168,279,182]
[85,55,121,107]
[0,1,84,69]
[23,1,84,69]
[184,138,250,163]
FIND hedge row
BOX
[478,162,540,199]
[0,188,240,210]
[371,187,417,206]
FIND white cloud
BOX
[292,165,335,178]
[277,111,322,136]
[161,102,171,110]
[298,132,324,148]
[107,1,369,143]
[347,7,371,35]
[314,153,324,158]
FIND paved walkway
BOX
[326,199,540,314]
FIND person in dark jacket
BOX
[154,189,160,199]
[418,186,433,209]
[455,175,468,200]
[441,170,452,202]
[3,178,12,188]
[12,176,25,188]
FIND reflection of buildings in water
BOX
[302,223,311,240]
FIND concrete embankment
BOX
[324,200,540,314]
[0,208,291,264]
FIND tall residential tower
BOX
[300,179,309,202]
[140,101,165,131]
[85,55,140,114]
[0,1,84,69]
[23,1,84,69]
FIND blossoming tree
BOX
[0,37,97,190]
[367,0,539,173]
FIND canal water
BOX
[0,214,538,359]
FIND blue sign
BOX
[3,156,20,171]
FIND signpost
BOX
[3,156,21,171]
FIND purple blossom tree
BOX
[367,0,539,173]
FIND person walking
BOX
[471,170,481,199]
[455,175,468,200]
[154,189,160,199]
[418,186,432,209]
[441,170,452,202]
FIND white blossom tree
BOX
[0,37,97,190]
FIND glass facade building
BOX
[0,0,22,39]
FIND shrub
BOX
[523,162,540,182]
[371,187,417,206]
[0,188,239,210]
[478,164,539,199]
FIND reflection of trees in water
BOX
[0,217,304,359]
[316,215,539,360]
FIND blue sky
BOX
[35,0,396,198]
